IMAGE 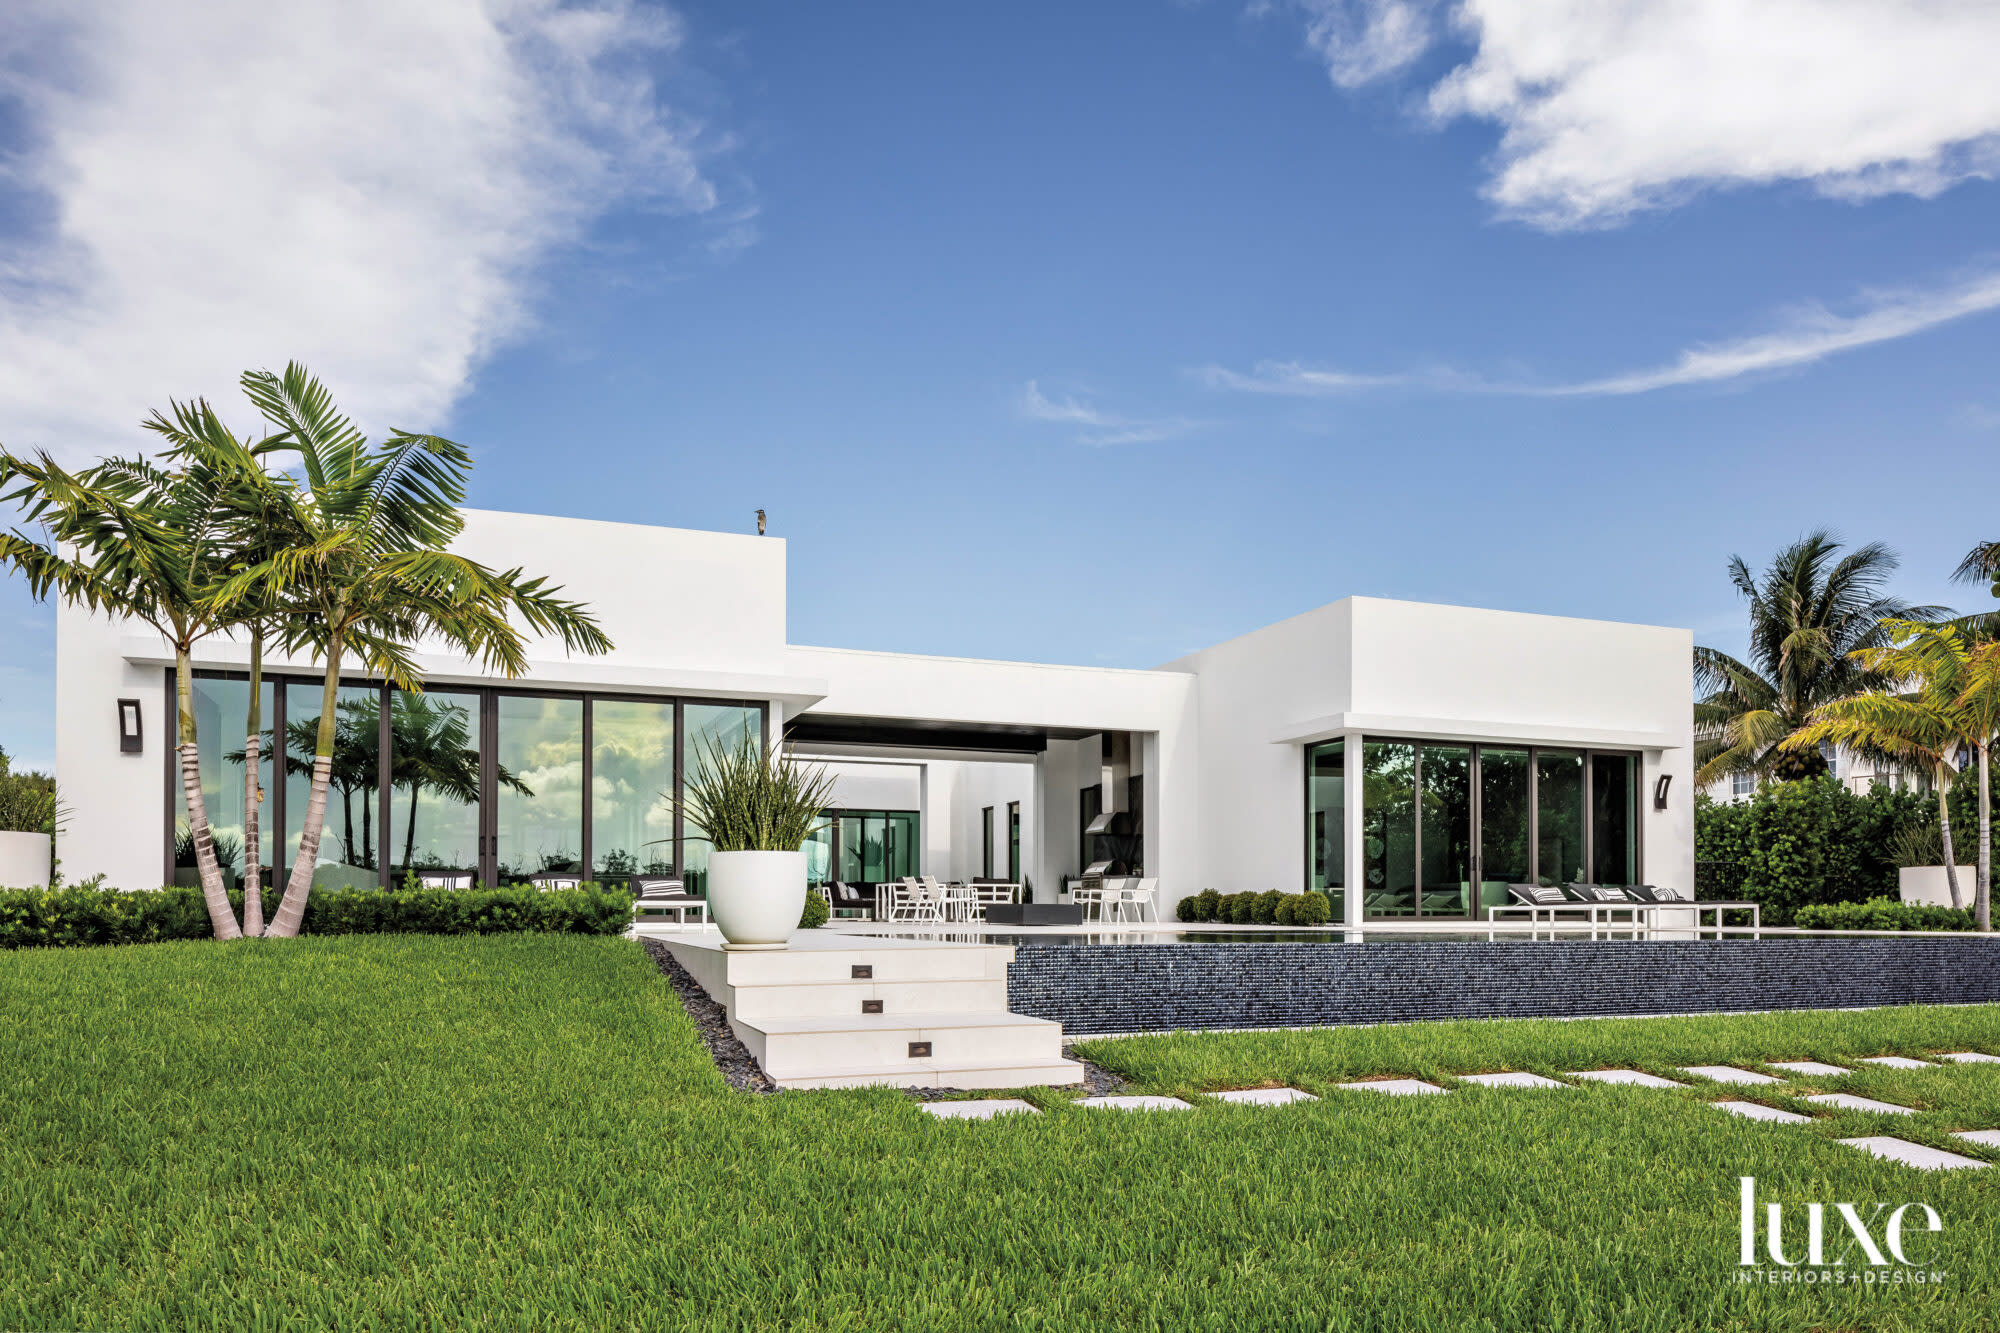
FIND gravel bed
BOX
[639,938,777,1095]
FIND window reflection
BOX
[1536,750,1586,887]
[1306,740,1344,918]
[387,689,481,884]
[1362,741,1417,916]
[495,695,582,882]
[283,682,381,882]
[681,703,763,896]
[174,674,274,888]
[591,699,675,883]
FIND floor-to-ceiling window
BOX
[589,698,675,884]
[1590,753,1638,886]
[681,703,764,897]
[831,810,919,885]
[1007,801,1021,883]
[981,806,994,877]
[387,689,482,884]
[284,680,383,885]
[493,695,583,883]
[1342,738,1644,918]
[171,674,274,888]
[1305,739,1344,918]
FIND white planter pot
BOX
[1899,865,1977,908]
[707,850,807,951]
[0,831,52,889]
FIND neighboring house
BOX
[1702,745,1925,804]
[54,509,1695,924]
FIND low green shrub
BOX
[0,884,634,949]
[1227,892,1255,924]
[1274,895,1296,925]
[1292,890,1332,926]
[1794,897,1974,932]
[1252,890,1282,924]
[800,891,830,929]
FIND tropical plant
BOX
[210,365,612,937]
[0,423,278,939]
[676,733,836,853]
[1781,618,2000,926]
[0,764,59,836]
[1694,531,1944,789]
[1954,540,2000,599]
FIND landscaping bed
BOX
[3,933,1997,1330]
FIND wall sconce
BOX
[1653,773,1672,811]
[118,698,143,754]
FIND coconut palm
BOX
[215,364,612,937]
[1695,532,1945,790]
[0,436,264,939]
[1954,541,2000,599]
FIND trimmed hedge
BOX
[1794,897,1974,932]
[800,891,830,930]
[1177,888,1333,927]
[0,884,634,950]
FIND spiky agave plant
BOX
[679,733,836,853]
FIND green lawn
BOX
[3,935,1997,1330]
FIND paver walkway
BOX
[1838,1136,1988,1171]
[1804,1092,1917,1116]
[1568,1069,1686,1088]
[1681,1065,1782,1085]
[1713,1101,1812,1124]
[1766,1061,1849,1076]
[1213,1087,1318,1106]
[1336,1078,1446,1096]
[1078,1095,1191,1111]
[1460,1072,1567,1089]
[921,1099,1038,1120]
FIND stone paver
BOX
[1336,1078,1446,1096]
[1460,1071,1567,1089]
[1859,1056,1933,1070]
[1077,1095,1192,1112]
[1681,1065,1783,1086]
[920,1099,1039,1120]
[1952,1129,2000,1148]
[1766,1061,1850,1077]
[1567,1069,1686,1089]
[1805,1093,1917,1116]
[1213,1087,1319,1106]
[1712,1100,1813,1124]
[1937,1052,2000,1065]
[1836,1136,1988,1171]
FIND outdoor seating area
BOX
[630,876,708,927]
[871,876,1023,923]
[1071,876,1161,922]
[1487,883,1762,940]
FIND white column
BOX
[1343,729,1365,929]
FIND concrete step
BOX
[775,1057,1087,1091]
[739,1011,1066,1076]
[727,977,1010,1020]
[723,943,1012,987]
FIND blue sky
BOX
[3,0,1999,772]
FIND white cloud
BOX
[1274,0,2000,228]
[0,0,732,460]
[1202,266,2000,397]
[1018,381,1200,446]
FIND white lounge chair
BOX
[631,876,707,926]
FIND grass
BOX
[1,937,1997,1331]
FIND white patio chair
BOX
[1072,880,1104,921]
[630,876,708,927]
[416,871,474,889]
[918,876,957,923]
[1114,877,1160,923]
[528,874,583,891]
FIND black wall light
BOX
[1653,773,1672,811]
[117,698,143,754]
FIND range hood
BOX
[1084,732,1134,835]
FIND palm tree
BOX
[216,365,612,937]
[1954,541,2000,599]
[0,439,261,939]
[1695,532,1946,790]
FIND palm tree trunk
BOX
[176,650,242,940]
[268,632,343,938]
[403,783,420,875]
[1979,742,1992,933]
[1937,760,1963,911]
[241,627,265,936]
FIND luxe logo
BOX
[1738,1177,1943,1279]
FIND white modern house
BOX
[55,509,1695,925]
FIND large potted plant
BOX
[682,733,835,951]
[0,759,59,889]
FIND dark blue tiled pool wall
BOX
[1005,939,2000,1035]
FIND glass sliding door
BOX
[886,811,919,881]
[1478,748,1530,912]
[802,819,834,889]
[285,680,383,886]
[386,689,481,885]
[681,703,764,896]
[1007,802,1021,883]
[1535,749,1586,888]
[493,695,583,883]
[1418,744,1472,915]
[590,699,675,884]
[1590,753,1638,886]
[173,673,274,888]
[1361,741,1418,916]
[1305,740,1344,917]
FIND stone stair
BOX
[651,929,1084,1091]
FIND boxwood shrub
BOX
[1793,897,1974,932]
[0,884,634,950]
[1175,887,1334,927]
[799,891,830,929]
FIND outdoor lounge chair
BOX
[416,871,475,889]
[631,876,708,926]
[828,881,873,919]
[528,874,583,890]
